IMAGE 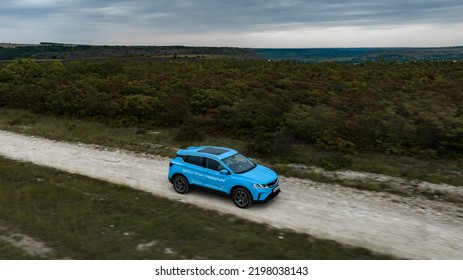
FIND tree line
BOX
[0,45,255,60]
[0,58,462,158]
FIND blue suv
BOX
[168,146,280,208]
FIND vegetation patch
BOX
[0,238,39,260]
[0,225,53,259]
[0,58,462,159]
[270,164,463,206]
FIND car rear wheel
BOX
[232,187,252,208]
[173,175,189,194]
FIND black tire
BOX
[172,175,190,194]
[232,187,252,208]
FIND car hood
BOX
[239,164,277,184]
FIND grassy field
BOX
[0,238,39,259]
[0,156,390,260]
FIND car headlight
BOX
[253,183,268,189]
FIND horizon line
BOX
[1,42,463,49]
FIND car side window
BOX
[186,156,204,167]
[205,158,224,171]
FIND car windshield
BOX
[222,153,256,174]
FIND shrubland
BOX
[0,58,462,161]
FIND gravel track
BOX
[1,130,462,259]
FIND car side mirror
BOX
[220,169,230,175]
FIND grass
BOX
[0,108,177,156]
[0,239,38,260]
[0,156,391,259]
[350,153,463,186]
[0,108,461,187]
[271,163,463,206]
[274,144,463,187]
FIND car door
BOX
[204,157,229,192]
[184,156,208,187]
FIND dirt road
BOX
[1,130,462,259]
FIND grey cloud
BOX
[118,0,463,29]
[4,0,463,29]
[1,0,463,45]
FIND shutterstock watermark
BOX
[155,265,239,276]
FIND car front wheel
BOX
[232,187,252,208]
[173,175,190,194]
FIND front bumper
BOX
[254,187,281,202]
[265,188,281,201]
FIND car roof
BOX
[177,146,238,160]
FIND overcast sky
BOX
[1,0,462,47]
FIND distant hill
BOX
[0,43,257,60]
[254,47,463,63]
[1,43,463,63]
